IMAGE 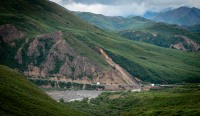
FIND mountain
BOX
[0,65,86,115]
[153,6,200,26]
[73,12,152,31]
[0,0,200,85]
[143,11,157,19]
[182,24,200,32]
[74,11,200,39]
[118,30,200,52]
[0,0,139,90]
[74,11,200,51]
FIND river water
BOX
[46,90,103,102]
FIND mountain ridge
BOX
[0,23,139,90]
[74,11,200,50]
[0,0,200,85]
[152,6,200,26]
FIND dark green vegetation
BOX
[74,12,151,31]
[106,45,200,83]
[67,85,200,116]
[0,0,200,115]
[0,0,109,71]
[183,24,200,32]
[0,0,93,34]
[29,79,105,90]
[74,12,154,31]
[118,30,185,49]
[0,0,200,83]
[0,36,24,68]
[75,12,200,43]
[0,65,87,116]
[74,11,200,48]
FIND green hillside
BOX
[0,65,87,116]
[74,12,152,31]
[0,0,95,34]
[0,0,200,83]
[118,30,200,51]
[73,12,151,31]
[183,24,200,32]
[0,0,109,72]
[74,12,200,44]
[67,85,200,116]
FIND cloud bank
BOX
[50,0,200,16]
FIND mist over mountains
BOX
[152,6,200,26]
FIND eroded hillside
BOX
[0,24,139,90]
[0,0,200,85]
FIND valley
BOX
[1,0,200,86]
[65,84,200,116]
[0,0,200,115]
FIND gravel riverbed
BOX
[46,90,103,102]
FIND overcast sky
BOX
[50,0,200,16]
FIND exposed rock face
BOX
[0,24,23,45]
[170,35,200,51]
[98,47,139,90]
[119,30,200,52]
[170,42,186,51]
[0,24,139,90]
[181,36,200,51]
[98,47,138,85]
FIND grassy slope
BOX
[118,30,185,49]
[72,27,200,83]
[0,0,109,69]
[74,12,153,31]
[0,65,87,116]
[74,12,200,43]
[67,85,200,116]
[184,24,200,32]
[0,0,200,83]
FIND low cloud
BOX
[64,2,146,16]
[50,0,200,16]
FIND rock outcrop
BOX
[170,35,200,51]
[0,24,140,90]
[0,24,24,46]
[98,47,138,85]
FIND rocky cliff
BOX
[170,35,200,51]
[0,24,140,90]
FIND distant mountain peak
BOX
[152,6,200,26]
